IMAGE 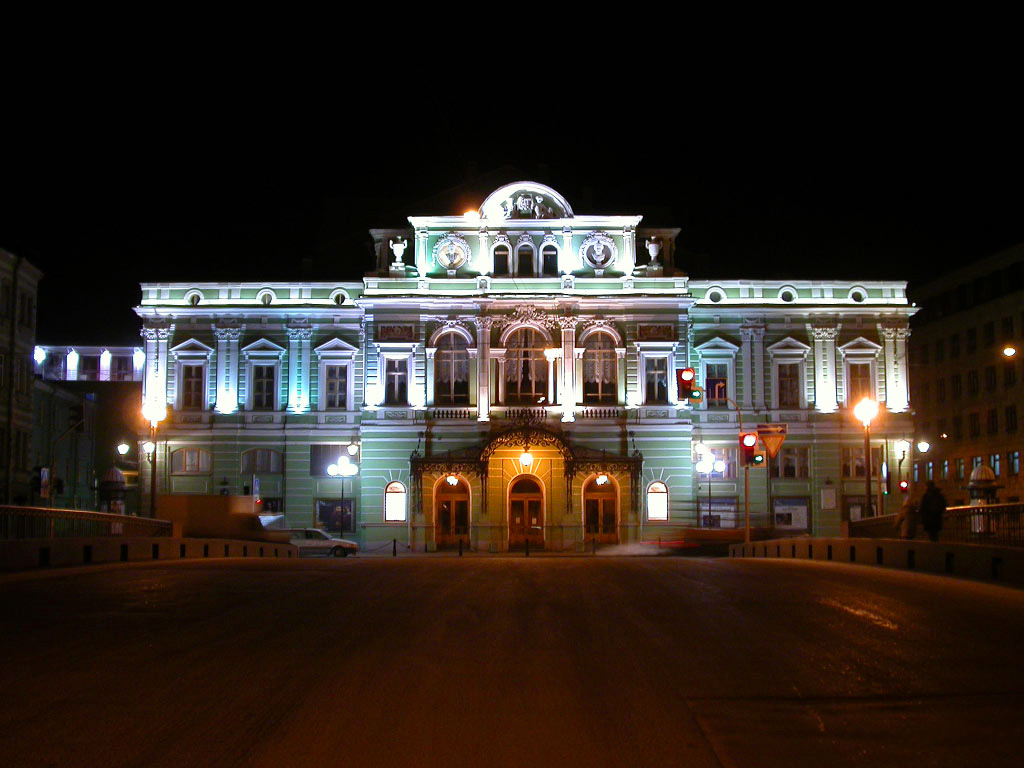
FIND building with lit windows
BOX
[908,243,1023,504]
[134,182,917,550]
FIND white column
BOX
[65,349,79,381]
[559,318,578,422]
[881,322,910,413]
[561,227,574,274]
[142,326,171,410]
[415,228,428,276]
[478,229,490,274]
[99,350,111,381]
[544,349,559,405]
[214,326,241,413]
[623,226,635,274]
[752,325,766,409]
[475,318,493,421]
[425,347,437,406]
[810,324,839,413]
[616,348,626,405]
[286,326,313,413]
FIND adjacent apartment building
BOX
[908,243,1023,504]
[134,182,917,550]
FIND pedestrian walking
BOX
[895,494,918,539]
[919,481,947,542]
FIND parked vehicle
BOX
[287,528,358,557]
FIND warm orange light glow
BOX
[853,397,878,427]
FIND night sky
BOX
[4,106,1022,347]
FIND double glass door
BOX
[509,476,544,549]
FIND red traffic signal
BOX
[739,432,758,465]
[899,480,909,493]
[677,368,695,398]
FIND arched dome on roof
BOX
[479,182,574,220]
[969,464,996,483]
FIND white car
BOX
[287,528,359,557]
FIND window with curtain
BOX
[847,363,872,403]
[252,364,275,409]
[644,357,669,404]
[583,332,617,404]
[171,448,212,474]
[647,481,669,521]
[385,358,408,405]
[435,332,470,405]
[241,448,283,474]
[324,364,348,409]
[705,362,729,407]
[181,365,204,409]
[777,362,801,408]
[384,481,407,522]
[505,328,548,405]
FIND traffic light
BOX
[899,480,909,493]
[676,368,703,402]
[739,432,758,465]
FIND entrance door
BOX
[436,478,470,549]
[583,477,618,544]
[509,476,544,549]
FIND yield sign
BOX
[756,423,788,459]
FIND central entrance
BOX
[509,475,544,549]
[435,477,470,549]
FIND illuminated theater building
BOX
[135,182,917,550]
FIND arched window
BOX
[542,244,558,276]
[241,448,283,474]
[384,481,407,522]
[516,244,535,277]
[647,481,669,521]
[171,447,212,474]
[435,332,470,405]
[583,332,617,404]
[493,245,510,276]
[505,328,548,405]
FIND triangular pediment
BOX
[169,338,214,357]
[767,336,811,356]
[241,338,286,355]
[695,336,740,354]
[314,337,360,357]
[838,336,882,355]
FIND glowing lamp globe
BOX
[853,397,878,427]
[695,458,713,474]
[917,441,930,454]
[713,459,726,473]
[596,474,609,486]
[116,442,130,456]
[519,451,534,467]
[446,475,459,486]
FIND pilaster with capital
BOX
[477,229,490,274]
[560,227,574,274]
[808,323,840,412]
[879,320,911,412]
[474,316,494,421]
[414,228,428,276]
[213,324,243,413]
[286,325,314,413]
[558,316,579,421]
[141,324,173,409]
[741,324,766,409]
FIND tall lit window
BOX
[181,365,204,409]
[644,357,669,404]
[955,458,965,480]
[435,333,470,405]
[989,453,1001,476]
[847,363,872,403]
[171,448,211,474]
[706,363,729,407]
[384,481,407,522]
[842,447,883,478]
[941,459,949,480]
[242,448,283,474]
[505,329,548,405]
[583,332,617,404]
[770,446,809,478]
[647,481,668,521]
[320,365,346,409]
[252,365,275,409]
[777,363,800,408]
[1010,451,1020,475]
[1006,405,1018,433]
[385,358,408,405]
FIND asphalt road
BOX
[1,556,1023,768]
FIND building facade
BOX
[135,182,916,549]
[908,243,1023,504]
[1,249,42,505]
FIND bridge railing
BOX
[0,505,172,540]
[942,503,1024,547]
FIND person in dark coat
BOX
[919,481,947,542]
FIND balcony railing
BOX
[427,408,475,420]
[577,406,625,420]
[942,503,1024,547]
[0,506,172,540]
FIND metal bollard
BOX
[459,537,463,557]
[393,538,397,557]
[525,538,530,557]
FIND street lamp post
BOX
[853,398,878,519]
[141,402,166,517]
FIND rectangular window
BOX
[968,412,980,438]
[966,327,977,354]
[181,365,204,409]
[967,369,979,396]
[252,365,275,409]
[171,448,211,474]
[310,445,350,476]
[777,363,801,408]
[705,363,729,407]
[951,374,962,399]
[937,417,947,438]
[972,456,983,470]
[842,447,883,478]
[1006,405,1018,433]
[950,333,960,358]
[913,462,919,483]
[934,339,945,362]
[955,458,965,480]
[1006,362,1017,388]
[983,321,995,348]
[985,365,997,392]
[645,357,670,404]
[987,408,999,435]
[78,356,100,381]
[112,356,132,380]
[1010,451,1020,475]
[989,453,1001,477]
[952,415,963,440]
[926,461,934,481]
[847,363,872,403]
[384,358,408,405]
[324,364,348,409]
[770,446,809,479]
[936,378,946,402]
[941,459,949,480]
[1002,315,1014,340]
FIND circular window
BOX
[706,288,725,303]
[779,288,796,302]
[849,287,867,303]
[184,290,203,306]
[256,289,276,306]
